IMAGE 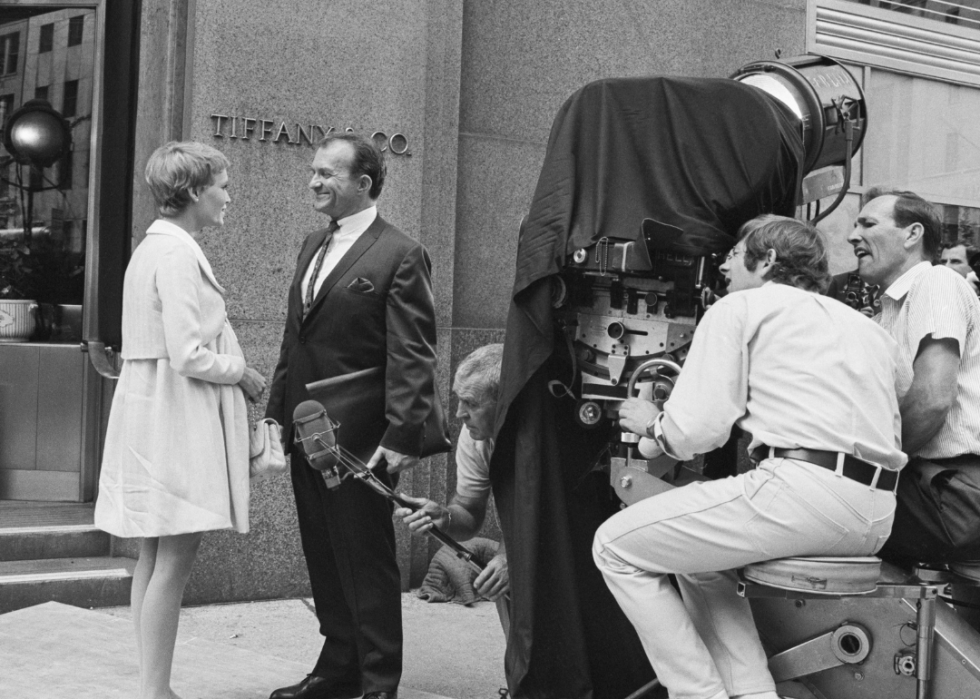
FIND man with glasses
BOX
[594,215,905,699]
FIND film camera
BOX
[539,55,866,502]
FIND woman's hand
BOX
[238,366,266,402]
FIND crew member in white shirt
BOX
[850,188,980,564]
[593,216,905,699]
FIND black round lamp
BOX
[731,55,867,223]
[3,99,72,169]
[731,55,866,176]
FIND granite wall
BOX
[118,0,809,603]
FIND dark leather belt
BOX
[751,446,898,492]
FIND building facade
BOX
[1,0,978,604]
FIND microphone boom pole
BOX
[347,463,484,575]
[292,399,484,575]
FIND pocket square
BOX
[347,277,375,293]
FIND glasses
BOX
[724,248,744,263]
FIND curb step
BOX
[0,523,110,561]
[0,556,136,614]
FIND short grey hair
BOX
[453,344,503,406]
[145,141,229,216]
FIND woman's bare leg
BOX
[132,537,159,671]
[138,532,204,699]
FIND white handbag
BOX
[249,418,287,479]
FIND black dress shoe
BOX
[269,675,361,699]
[362,692,396,699]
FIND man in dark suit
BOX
[265,133,437,699]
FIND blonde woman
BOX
[95,141,265,699]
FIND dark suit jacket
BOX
[266,213,437,460]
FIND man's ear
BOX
[903,222,925,250]
[763,248,778,269]
[357,174,373,196]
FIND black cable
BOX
[811,99,856,226]
[622,677,662,699]
[940,594,980,612]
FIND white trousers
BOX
[593,458,896,699]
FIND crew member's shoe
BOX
[269,675,361,699]
[363,692,397,699]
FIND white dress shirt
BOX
[651,282,906,471]
[300,205,378,302]
[877,261,980,459]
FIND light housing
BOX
[731,55,866,176]
[3,99,72,169]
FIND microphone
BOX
[292,400,342,488]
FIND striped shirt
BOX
[876,261,980,459]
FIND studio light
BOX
[3,99,72,169]
[732,56,868,222]
[731,55,866,176]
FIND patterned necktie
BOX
[303,220,340,317]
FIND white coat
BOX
[94,220,250,537]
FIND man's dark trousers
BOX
[291,449,402,692]
[266,214,436,694]
[881,454,980,564]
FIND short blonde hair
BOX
[145,141,229,216]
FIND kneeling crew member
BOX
[396,344,509,605]
[850,188,980,564]
[593,216,906,699]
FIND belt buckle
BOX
[869,463,881,489]
[835,452,846,477]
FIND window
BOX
[38,23,53,53]
[939,203,980,246]
[0,94,14,120]
[861,70,980,202]
[59,149,73,190]
[34,85,49,101]
[0,32,19,75]
[68,16,84,46]
[62,80,78,118]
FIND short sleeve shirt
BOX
[455,428,494,500]
[877,262,980,459]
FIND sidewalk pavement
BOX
[0,592,507,699]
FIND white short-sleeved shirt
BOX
[455,428,494,500]
[876,262,980,459]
